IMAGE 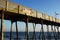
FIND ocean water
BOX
[4,32,60,40]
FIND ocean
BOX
[4,32,60,40]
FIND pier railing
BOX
[0,0,60,23]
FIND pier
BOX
[0,0,60,40]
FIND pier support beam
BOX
[54,26,57,40]
[10,21,13,40]
[55,26,59,39]
[57,26,59,39]
[54,26,59,40]
[1,10,4,40]
[51,25,54,39]
[41,20,45,40]
[39,24,41,40]
[51,25,57,40]
[32,23,37,40]
[0,10,4,40]
[25,18,29,40]
[47,25,51,40]
[16,21,18,40]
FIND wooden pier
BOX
[0,0,60,40]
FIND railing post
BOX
[1,9,4,40]
[18,5,19,14]
[5,0,8,11]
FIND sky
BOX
[1,0,60,32]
